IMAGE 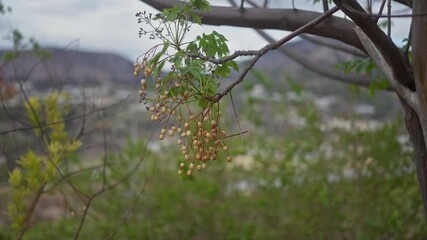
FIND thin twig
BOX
[207,6,340,103]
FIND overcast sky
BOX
[0,0,411,61]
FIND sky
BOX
[0,0,411,61]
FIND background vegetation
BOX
[1,0,427,239]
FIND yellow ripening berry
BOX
[189,163,195,170]
[226,156,232,162]
[177,139,182,145]
[155,83,161,89]
[134,71,138,77]
[179,162,185,168]
[223,146,228,152]
[169,130,175,136]
[202,163,207,169]
[184,122,190,129]
[186,130,191,136]
[178,170,183,175]
[147,67,153,75]
[138,90,144,97]
[203,116,208,122]
[187,170,192,176]
[210,120,216,126]
[140,78,146,86]
[197,165,202,171]
[184,154,190,160]
[161,128,166,134]
[171,126,177,131]
[181,132,186,138]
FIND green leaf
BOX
[163,6,181,21]
[369,76,389,96]
[153,61,166,79]
[149,42,170,68]
[186,41,199,53]
[9,169,22,187]
[215,64,230,78]
[190,0,211,11]
[198,98,209,109]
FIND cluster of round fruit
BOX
[133,59,233,175]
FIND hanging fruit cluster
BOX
[133,55,233,176]
[135,3,241,175]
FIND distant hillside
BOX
[0,39,401,120]
[0,48,135,87]
[0,39,360,89]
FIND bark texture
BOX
[410,0,427,218]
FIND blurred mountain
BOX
[0,39,401,119]
[0,48,135,88]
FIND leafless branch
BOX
[354,27,417,108]
[140,0,364,51]
[256,29,387,89]
[238,0,367,58]
[299,35,366,57]
[187,50,258,64]
[207,6,340,102]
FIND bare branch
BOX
[299,35,366,57]
[354,27,417,108]
[208,6,340,102]
[256,30,385,89]
[139,0,364,51]
[187,50,258,64]
[334,0,415,91]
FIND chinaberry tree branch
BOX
[140,0,364,51]
[300,35,366,57]
[256,29,389,89]
[187,50,258,64]
[236,0,367,58]
[208,6,340,103]
[354,27,417,109]
[334,0,415,91]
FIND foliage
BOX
[2,87,425,239]
[7,92,81,236]
[135,1,240,175]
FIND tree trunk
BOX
[402,101,427,218]
[408,0,427,219]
